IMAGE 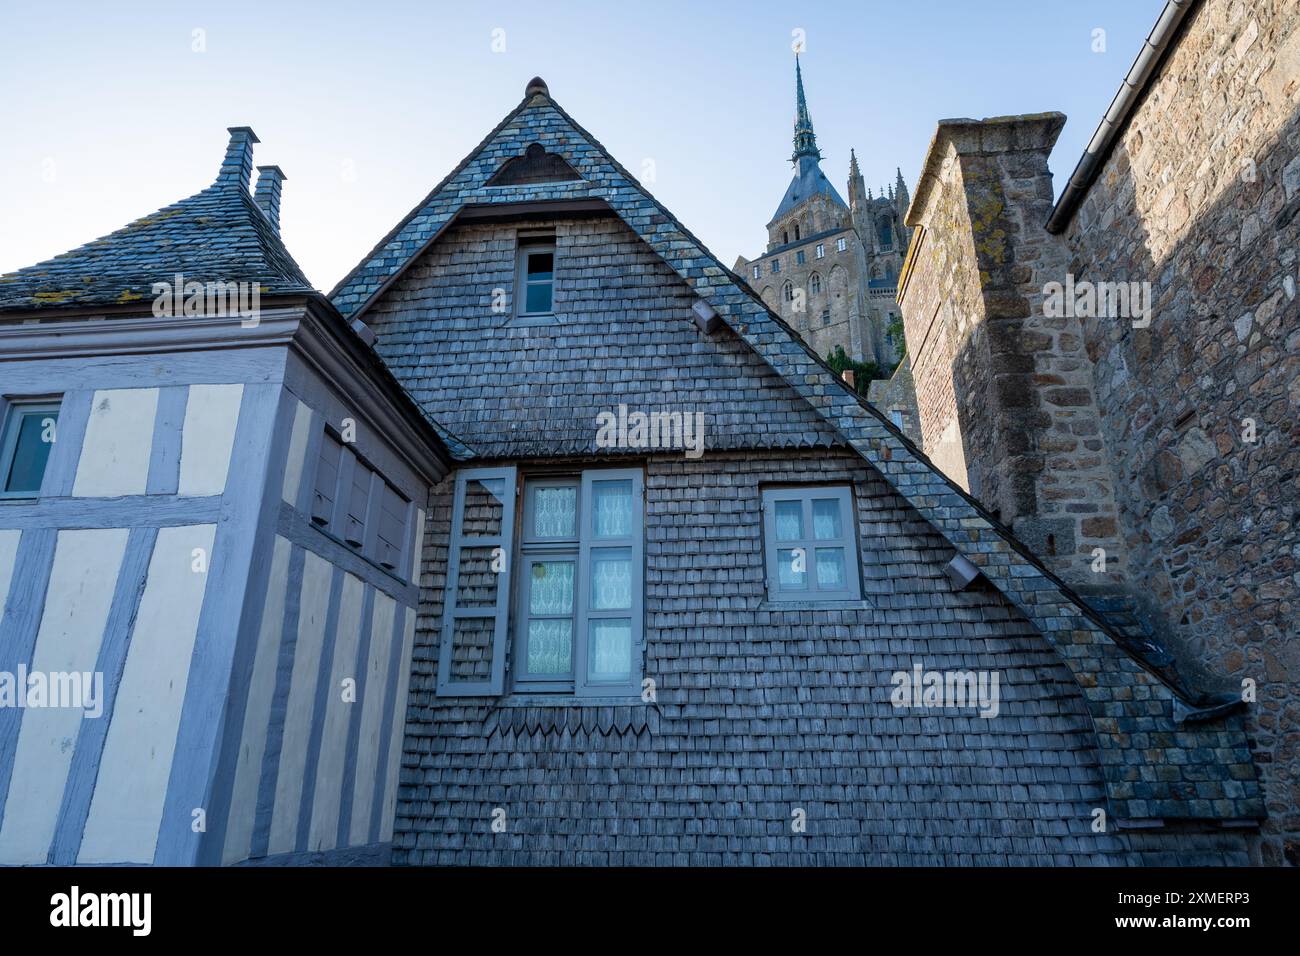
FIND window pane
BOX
[591,549,631,610]
[529,560,574,615]
[525,252,553,280]
[812,498,842,540]
[462,477,505,536]
[589,619,631,682]
[777,548,806,589]
[815,548,847,589]
[526,619,572,675]
[774,500,802,541]
[4,410,58,494]
[524,281,552,313]
[592,479,632,538]
[532,485,576,537]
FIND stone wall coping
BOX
[904,113,1066,229]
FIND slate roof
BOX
[337,78,1263,828]
[363,215,844,460]
[770,155,848,226]
[0,128,313,312]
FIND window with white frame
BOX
[0,399,60,499]
[516,238,555,316]
[436,466,644,698]
[836,237,848,252]
[761,485,862,602]
[752,264,760,280]
[771,258,780,274]
[815,243,825,259]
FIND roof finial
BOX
[849,148,861,179]
[791,54,821,165]
[526,76,549,98]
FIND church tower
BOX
[734,56,911,370]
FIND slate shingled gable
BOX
[403,450,1255,865]
[338,80,1263,826]
[0,128,313,312]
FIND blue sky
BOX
[0,0,1166,290]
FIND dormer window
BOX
[517,238,555,316]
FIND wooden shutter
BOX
[376,482,407,570]
[311,432,342,527]
[574,468,644,698]
[344,455,370,547]
[436,466,517,697]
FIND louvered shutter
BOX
[436,466,517,697]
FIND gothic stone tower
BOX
[735,56,911,367]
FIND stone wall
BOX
[740,220,866,363]
[1057,0,1300,865]
[866,352,923,445]
[896,0,1300,863]
[899,115,1129,587]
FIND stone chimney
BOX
[217,126,259,190]
[255,166,286,234]
[899,112,1127,587]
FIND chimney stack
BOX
[255,165,286,234]
[217,126,259,190]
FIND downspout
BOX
[1045,0,1198,234]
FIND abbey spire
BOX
[791,55,822,164]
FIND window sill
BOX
[758,598,875,612]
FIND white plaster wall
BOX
[78,523,216,864]
[307,572,365,852]
[379,606,415,843]
[0,528,128,864]
[72,388,158,497]
[178,383,244,497]
[221,534,292,866]
[349,589,396,846]
[267,548,333,855]
[280,399,313,505]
